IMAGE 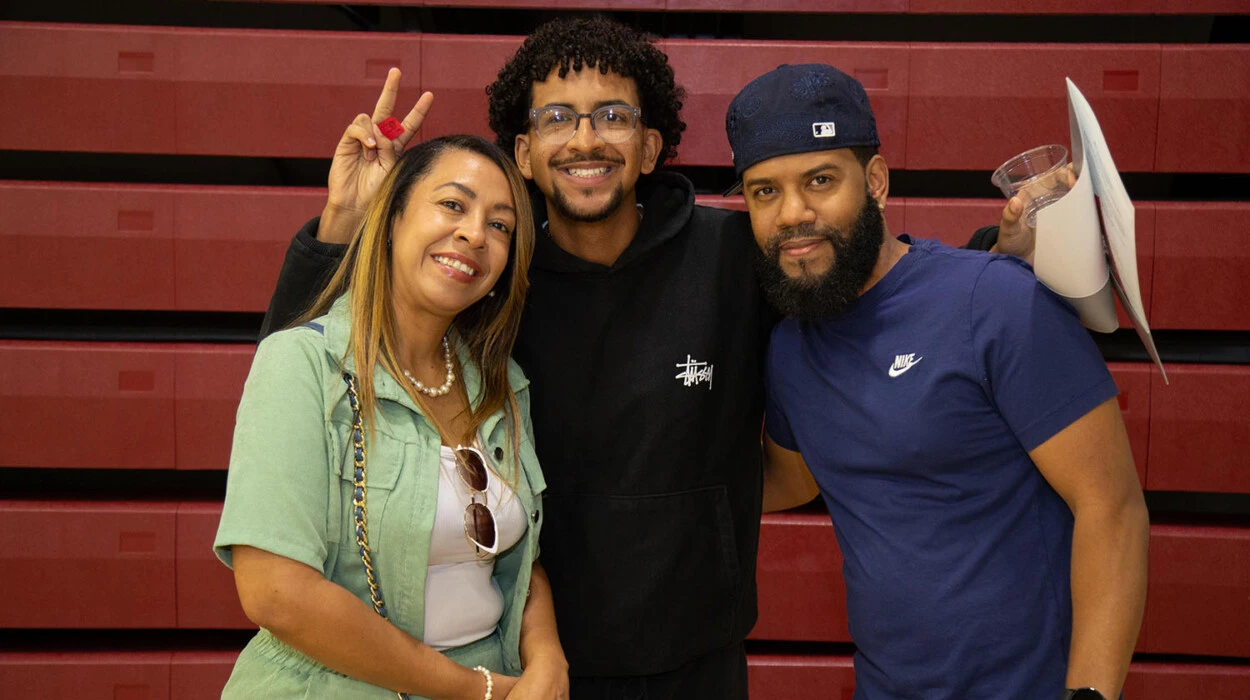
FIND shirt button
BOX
[494,446,505,461]
[531,510,540,523]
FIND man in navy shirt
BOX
[728,64,1149,700]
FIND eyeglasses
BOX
[453,445,497,557]
[528,105,642,145]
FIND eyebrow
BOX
[540,99,634,111]
[436,182,477,198]
[436,182,516,215]
[801,162,843,179]
[744,161,842,189]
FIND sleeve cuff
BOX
[765,419,800,452]
[293,216,351,261]
[1017,377,1119,453]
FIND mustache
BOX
[765,223,839,254]
[549,153,626,168]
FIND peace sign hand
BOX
[320,67,434,245]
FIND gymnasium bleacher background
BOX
[2,0,1248,697]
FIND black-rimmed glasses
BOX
[528,105,642,145]
[453,445,497,557]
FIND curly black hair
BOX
[487,17,686,167]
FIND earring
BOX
[488,290,497,298]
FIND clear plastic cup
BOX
[991,144,1071,227]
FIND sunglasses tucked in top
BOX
[453,445,498,556]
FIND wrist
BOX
[319,202,366,245]
[523,648,568,672]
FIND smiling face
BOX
[514,66,661,224]
[389,148,517,320]
[743,148,890,320]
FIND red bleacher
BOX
[1147,365,1250,494]
[419,35,523,142]
[1,9,1248,700]
[907,43,1162,172]
[1151,203,1250,331]
[3,25,1249,174]
[0,501,179,628]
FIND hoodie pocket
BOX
[539,485,741,676]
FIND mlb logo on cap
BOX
[723,64,880,194]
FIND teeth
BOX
[433,255,478,276]
[567,167,609,178]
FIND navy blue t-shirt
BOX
[765,236,1118,699]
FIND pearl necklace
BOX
[401,336,456,398]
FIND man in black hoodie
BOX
[259,17,1024,699]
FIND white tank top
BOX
[423,442,527,651]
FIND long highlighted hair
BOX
[297,135,535,470]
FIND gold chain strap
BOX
[343,373,409,700]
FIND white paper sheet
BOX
[1031,79,1167,383]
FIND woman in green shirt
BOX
[214,125,566,699]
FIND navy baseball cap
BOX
[724,63,880,195]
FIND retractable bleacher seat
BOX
[1147,364,1250,493]
[172,28,422,158]
[0,182,177,311]
[174,186,324,313]
[907,43,1161,172]
[0,181,316,314]
[0,651,173,700]
[0,342,177,470]
[174,345,255,471]
[1142,525,1250,657]
[420,35,522,142]
[0,23,178,155]
[1157,46,1250,173]
[747,654,856,700]
[750,514,850,643]
[0,501,177,628]
[1151,203,1250,331]
[1125,662,1250,699]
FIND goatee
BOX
[754,192,886,321]
[550,181,625,223]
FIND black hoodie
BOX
[513,172,772,676]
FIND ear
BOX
[865,153,890,210]
[514,133,534,180]
[639,127,663,175]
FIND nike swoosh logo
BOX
[888,357,922,378]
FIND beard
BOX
[754,191,886,321]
